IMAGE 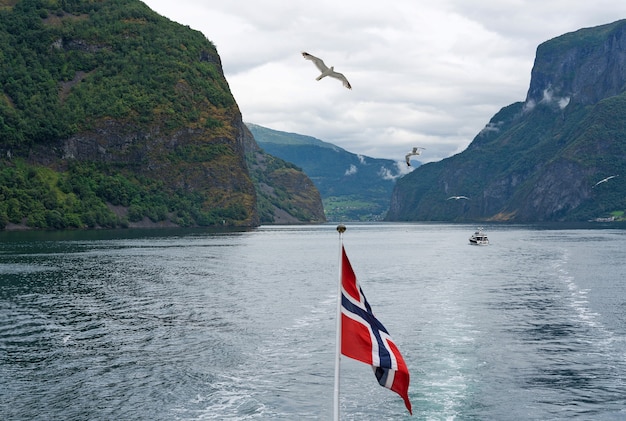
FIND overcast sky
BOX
[143,0,626,166]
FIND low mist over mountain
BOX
[247,123,413,221]
[387,19,626,223]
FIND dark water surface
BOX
[1,224,625,420]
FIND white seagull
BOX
[301,52,352,89]
[405,147,425,166]
[593,174,619,188]
[447,196,470,200]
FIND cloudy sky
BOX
[143,0,626,165]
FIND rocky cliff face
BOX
[527,21,626,107]
[387,20,626,223]
[49,115,259,226]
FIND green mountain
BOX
[247,123,410,221]
[386,19,626,223]
[0,0,324,230]
[242,124,325,224]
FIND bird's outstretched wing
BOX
[593,174,619,188]
[328,71,351,89]
[302,52,329,73]
[302,51,352,89]
[404,147,425,166]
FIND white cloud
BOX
[345,164,358,176]
[379,162,412,181]
[143,0,626,162]
[479,122,502,136]
[542,88,554,103]
[539,86,572,110]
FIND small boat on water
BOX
[469,228,489,245]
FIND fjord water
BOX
[1,224,625,420]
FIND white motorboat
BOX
[469,228,489,245]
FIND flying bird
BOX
[405,147,425,166]
[447,196,470,200]
[301,52,352,89]
[593,175,619,188]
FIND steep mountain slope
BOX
[247,123,410,221]
[387,19,626,223]
[242,125,325,224]
[0,0,322,229]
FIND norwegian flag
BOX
[340,245,412,414]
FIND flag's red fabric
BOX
[340,246,412,414]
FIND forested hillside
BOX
[0,0,323,229]
[1,0,233,148]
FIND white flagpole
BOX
[334,224,346,421]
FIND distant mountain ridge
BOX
[248,124,339,149]
[247,123,413,221]
[386,19,626,223]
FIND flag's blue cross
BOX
[342,291,393,372]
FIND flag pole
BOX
[334,224,346,421]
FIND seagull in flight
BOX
[405,147,425,166]
[593,175,618,188]
[447,196,470,200]
[301,52,352,89]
